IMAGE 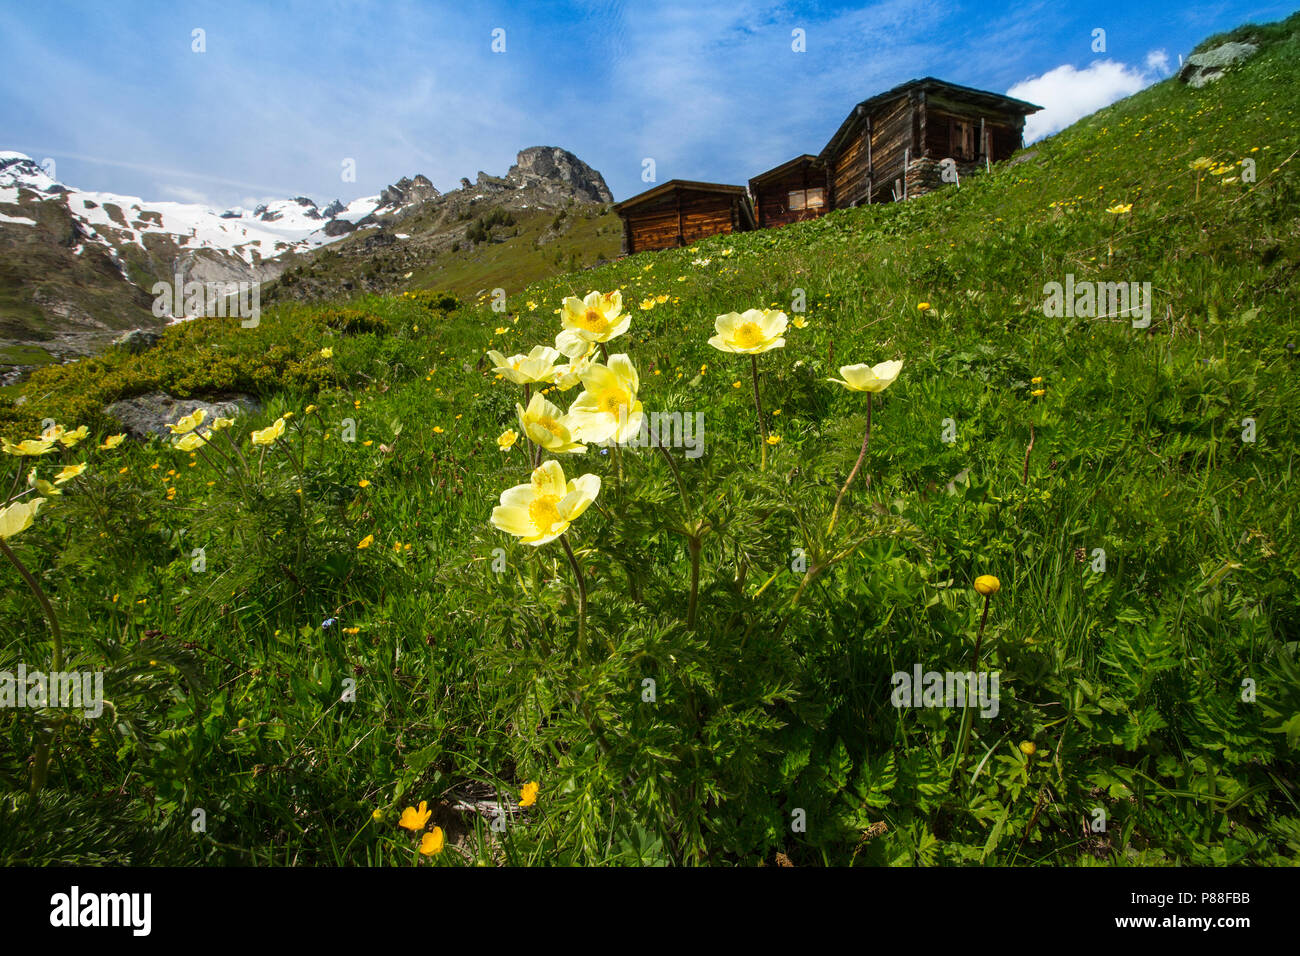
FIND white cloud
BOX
[1145,49,1172,75]
[1009,58,1158,143]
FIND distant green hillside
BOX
[264,201,621,305]
[2,13,1298,867]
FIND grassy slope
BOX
[2,14,1299,865]
[264,203,622,305]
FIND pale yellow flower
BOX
[0,497,45,539]
[2,438,56,456]
[27,469,60,496]
[497,429,519,451]
[708,309,787,354]
[250,417,286,446]
[168,409,206,436]
[566,354,644,444]
[828,360,903,393]
[59,425,90,448]
[490,460,600,546]
[1105,203,1133,215]
[516,393,586,455]
[558,290,629,351]
[174,431,209,452]
[551,345,597,390]
[320,347,334,358]
[99,433,127,450]
[54,463,88,484]
[486,345,562,385]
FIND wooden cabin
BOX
[748,155,829,228]
[613,179,755,254]
[818,77,1041,206]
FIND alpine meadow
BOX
[2,11,1300,870]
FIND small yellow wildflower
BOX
[398,801,432,831]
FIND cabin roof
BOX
[612,179,751,213]
[817,77,1043,162]
[748,154,823,188]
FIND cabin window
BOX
[787,188,826,211]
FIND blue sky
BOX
[1,0,1293,208]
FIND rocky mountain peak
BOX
[378,174,441,209]
[506,146,613,204]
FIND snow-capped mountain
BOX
[0,151,384,271]
[0,146,613,375]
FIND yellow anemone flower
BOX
[54,462,88,484]
[169,409,206,436]
[40,424,65,442]
[419,828,445,855]
[486,345,562,385]
[173,431,209,452]
[520,781,540,807]
[1189,157,1214,171]
[28,469,60,496]
[320,347,333,358]
[708,308,787,354]
[791,316,808,329]
[516,393,587,455]
[828,360,903,393]
[59,425,90,447]
[1105,203,1133,214]
[558,290,629,349]
[497,429,519,451]
[490,460,600,546]
[3,438,56,456]
[0,497,46,539]
[250,417,286,446]
[99,433,127,450]
[398,801,433,831]
[208,417,235,431]
[566,354,645,444]
[551,345,597,390]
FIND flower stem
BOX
[1021,421,1035,485]
[828,393,872,534]
[750,354,768,470]
[950,594,993,786]
[687,535,701,631]
[1,537,63,797]
[560,534,587,655]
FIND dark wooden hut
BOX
[613,179,755,254]
[817,77,1041,206]
[748,154,828,228]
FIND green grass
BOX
[1,12,1299,866]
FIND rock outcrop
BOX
[104,390,262,440]
[1178,40,1258,88]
